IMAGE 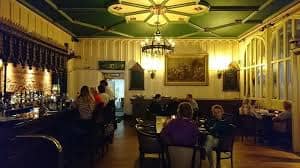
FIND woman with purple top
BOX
[160,102,199,146]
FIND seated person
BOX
[239,99,262,119]
[73,86,95,120]
[98,85,110,106]
[149,94,163,115]
[186,94,199,112]
[204,105,232,168]
[165,97,180,115]
[90,87,103,106]
[272,101,292,121]
[239,99,251,115]
[160,102,199,146]
[272,101,292,133]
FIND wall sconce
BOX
[149,70,156,79]
[0,59,3,69]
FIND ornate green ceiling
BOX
[18,0,296,38]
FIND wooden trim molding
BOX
[0,17,70,71]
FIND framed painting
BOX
[165,54,209,86]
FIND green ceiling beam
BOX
[105,20,126,30]
[144,13,154,23]
[124,10,150,16]
[242,0,274,23]
[166,2,196,9]
[204,20,261,31]
[206,21,241,31]
[180,22,221,38]
[161,0,170,6]
[162,14,171,22]
[166,10,192,17]
[73,20,105,31]
[148,0,156,5]
[178,31,202,38]
[208,32,221,38]
[187,22,205,31]
[120,1,150,9]
[210,6,259,11]
[45,0,73,22]
[108,29,134,37]
[59,8,107,12]
[44,0,133,38]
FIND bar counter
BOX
[0,109,72,168]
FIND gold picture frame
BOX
[165,54,209,86]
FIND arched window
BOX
[242,37,266,98]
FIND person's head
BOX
[100,80,108,87]
[283,101,292,111]
[242,99,249,105]
[90,87,97,95]
[177,102,193,119]
[186,94,193,101]
[211,104,224,120]
[98,85,106,94]
[79,86,90,98]
[154,94,161,100]
[250,99,256,106]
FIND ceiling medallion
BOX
[108,0,210,26]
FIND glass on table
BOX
[171,115,176,119]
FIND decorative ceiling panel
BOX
[189,11,253,28]
[205,0,268,6]
[165,0,197,6]
[19,0,296,38]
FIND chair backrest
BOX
[273,119,292,134]
[136,118,156,129]
[239,115,258,133]
[149,101,163,115]
[135,124,162,154]
[217,124,236,152]
[167,145,196,168]
[93,103,105,123]
[103,102,114,124]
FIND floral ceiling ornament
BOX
[108,0,210,26]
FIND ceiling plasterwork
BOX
[108,0,210,26]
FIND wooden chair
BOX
[135,124,164,168]
[215,124,236,168]
[166,145,198,168]
[239,115,259,143]
[272,119,292,148]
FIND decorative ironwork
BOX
[0,17,69,71]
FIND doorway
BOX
[107,79,125,118]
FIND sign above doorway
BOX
[98,61,126,70]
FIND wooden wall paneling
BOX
[70,38,240,115]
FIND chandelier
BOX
[141,25,175,56]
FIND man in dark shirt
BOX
[149,94,163,115]
[204,105,231,168]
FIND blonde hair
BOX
[79,86,94,103]
[211,104,224,117]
